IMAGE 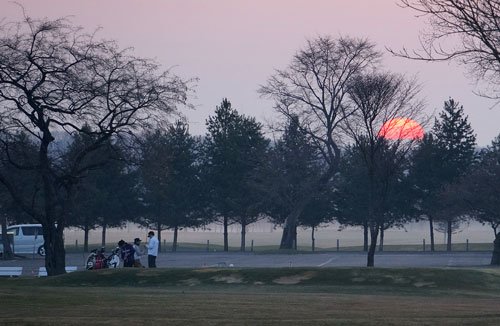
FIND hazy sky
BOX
[2,0,500,145]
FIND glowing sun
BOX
[378,118,424,140]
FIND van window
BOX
[22,227,42,236]
[8,227,19,236]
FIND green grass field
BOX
[1,267,500,325]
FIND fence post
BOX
[75,239,78,250]
[423,239,426,252]
[163,239,166,252]
[336,239,339,252]
[251,240,254,252]
[466,239,469,252]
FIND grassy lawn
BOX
[1,268,500,325]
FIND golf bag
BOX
[86,247,121,270]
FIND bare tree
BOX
[0,16,190,275]
[259,35,381,249]
[343,71,425,266]
[392,0,500,96]
[450,136,500,264]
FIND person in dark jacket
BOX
[118,239,135,267]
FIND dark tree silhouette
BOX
[66,129,134,252]
[253,116,326,250]
[259,35,381,249]
[393,0,500,97]
[138,121,206,252]
[0,16,190,275]
[451,134,500,264]
[204,99,268,251]
[432,98,476,251]
[407,134,443,251]
[342,70,424,266]
[0,133,39,259]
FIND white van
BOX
[0,224,45,256]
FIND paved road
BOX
[0,251,496,276]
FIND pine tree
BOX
[254,116,327,250]
[138,121,204,252]
[432,98,476,251]
[433,98,476,180]
[453,133,500,264]
[204,99,268,251]
[408,134,443,251]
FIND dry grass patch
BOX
[273,271,317,285]
[211,274,244,284]
[180,278,201,286]
[1,287,500,325]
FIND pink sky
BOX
[2,0,499,145]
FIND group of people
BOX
[118,231,159,268]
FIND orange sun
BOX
[378,118,424,140]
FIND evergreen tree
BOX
[432,98,476,251]
[453,134,500,264]
[337,141,413,254]
[433,98,476,181]
[254,116,327,250]
[0,133,39,259]
[407,134,444,251]
[336,145,371,251]
[204,99,268,251]
[138,121,205,252]
[65,127,135,251]
[299,188,337,252]
[409,98,476,251]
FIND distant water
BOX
[64,220,495,248]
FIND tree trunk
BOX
[280,223,294,249]
[101,224,107,247]
[279,168,335,250]
[83,225,89,253]
[172,226,178,252]
[157,223,162,253]
[294,225,298,250]
[491,232,500,265]
[311,226,315,252]
[1,215,13,260]
[240,220,246,252]
[447,219,452,252]
[44,224,66,276]
[280,206,305,250]
[223,216,229,252]
[367,223,379,267]
[378,227,384,252]
[429,215,435,252]
[39,133,68,276]
[363,221,369,252]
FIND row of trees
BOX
[68,98,500,265]
[3,94,495,264]
[2,0,500,274]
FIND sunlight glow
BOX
[378,118,424,140]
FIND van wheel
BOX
[38,245,45,256]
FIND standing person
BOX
[132,238,145,268]
[146,231,159,268]
[118,239,135,268]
